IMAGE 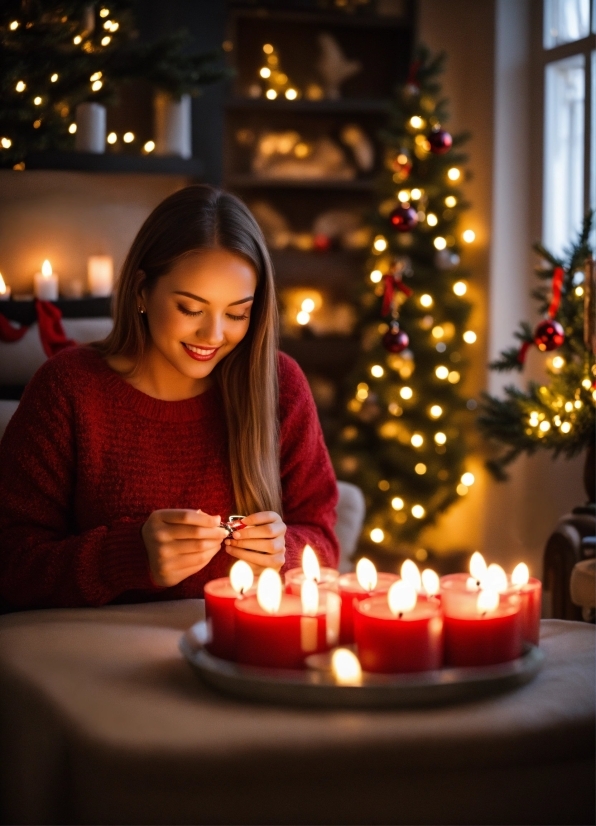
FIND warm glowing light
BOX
[143,140,155,153]
[462,229,475,243]
[397,189,410,203]
[370,528,384,544]
[230,560,254,595]
[123,132,134,143]
[434,431,446,445]
[0,137,12,148]
[257,569,282,614]
[301,578,319,616]
[448,371,460,384]
[415,463,427,474]
[429,405,443,418]
[68,123,77,134]
[301,298,315,313]
[463,330,477,343]
[371,364,384,378]
[445,195,456,207]
[401,559,422,592]
[409,115,424,129]
[370,269,382,283]
[373,235,387,252]
[422,568,440,597]
[426,213,438,227]
[447,167,461,181]
[485,563,508,593]
[41,260,52,278]
[259,67,271,78]
[73,35,82,44]
[400,386,413,400]
[101,36,111,46]
[477,589,499,613]
[388,580,417,615]
[391,497,404,511]
[302,545,320,582]
[453,280,467,296]
[9,21,19,30]
[433,236,447,250]
[296,310,310,325]
[50,73,58,83]
[357,557,378,590]
[457,483,468,496]
[432,325,444,339]
[511,562,529,587]
[285,88,298,100]
[0,274,7,295]
[420,293,433,308]
[33,96,42,105]
[411,504,425,519]
[461,472,475,486]
[435,365,449,380]
[90,72,103,81]
[539,421,550,432]
[561,421,572,433]
[331,648,362,685]
[99,8,110,17]
[582,378,592,389]
[266,89,277,100]
[470,552,487,583]
[91,80,103,91]
[411,433,424,447]
[575,400,582,408]
[263,43,274,54]
[410,188,422,199]
[107,132,117,144]
[16,81,26,92]
[575,285,584,297]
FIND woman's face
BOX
[140,248,258,383]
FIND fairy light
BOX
[33,96,42,105]
[445,195,456,207]
[581,378,592,390]
[123,132,134,143]
[411,433,424,447]
[447,167,461,181]
[448,371,460,384]
[373,235,387,252]
[301,298,315,313]
[371,364,384,378]
[15,81,26,92]
[409,115,424,129]
[564,401,573,412]
[260,67,271,78]
[73,35,82,44]
[462,229,475,243]
[356,382,369,401]
[9,21,19,30]
[575,399,582,409]
[429,405,443,418]
[91,80,103,91]
[575,285,584,297]
[266,89,277,99]
[50,73,58,83]
[370,269,382,283]
[143,141,155,153]
[107,132,117,144]
[285,88,298,100]
[370,528,385,543]
[461,472,475,486]
[90,72,103,81]
[415,463,427,475]
[463,330,477,343]
[427,213,438,227]
[391,497,404,510]
[410,188,422,200]
[561,422,572,433]
[68,123,77,134]
[453,281,467,296]
[435,366,449,380]
[99,8,110,17]
[420,294,433,308]
[434,432,447,445]
[101,36,111,46]
[431,325,444,339]
[378,480,390,491]
[400,386,413,400]
[263,43,274,54]
[296,310,310,325]
[551,356,565,369]
[457,483,468,495]
[412,505,425,519]
[434,237,447,250]
[539,421,551,432]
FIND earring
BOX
[138,306,145,314]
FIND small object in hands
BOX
[220,515,246,536]
[428,127,452,155]
[382,320,409,353]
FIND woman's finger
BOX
[225,544,285,569]
[231,521,285,541]
[161,539,224,559]
[159,509,222,528]
[225,537,285,555]
[242,511,281,527]
[156,524,227,543]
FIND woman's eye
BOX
[177,304,202,317]
[227,313,249,321]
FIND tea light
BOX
[337,558,399,643]
[354,581,444,673]
[87,255,113,297]
[510,562,542,645]
[284,544,339,594]
[0,273,10,300]
[204,560,255,660]
[34,260,59,301]
[440,553,515,615]
[331,648,362,686]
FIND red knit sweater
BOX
[0,347,339,609]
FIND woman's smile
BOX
[182,342,221,361]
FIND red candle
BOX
[443,589,522,667]
[510,563,542,645]
[285,543,339,595]
[338,558,398,644]
[354,584,444,674]
[204,560,255,660]
[235,570,329,669]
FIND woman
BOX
[0,186,339,609]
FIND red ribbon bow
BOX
[0,300,77,358]
[382,273,413,318]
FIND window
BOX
[541,0,596,254]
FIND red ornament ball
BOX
[428,128,453,155]
[382,321,409,353]
[534,318,565,351]
[313,233,332,252]
[388,148,412,180]
[389,205,418,232]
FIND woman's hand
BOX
[224,511,286,572]
[142,509,227,587]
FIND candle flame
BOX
[511,562,529,587]
[388,580,417,616]
[41,259,52,278]
[469,551,487,582]
[0,273,6,294]
[301,578,319,616]
[401,559,422,592]
[331,648,362,685]
[229,559,254,595]
[356,557,377,591]
[257,568,282,615]
[466,576,480,591]
[477,589,499,614]
[421,568,440,596]
[485,563,508,593]
[302,544,320,582]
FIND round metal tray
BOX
[179,620,544,708]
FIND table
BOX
[0,601,593,825]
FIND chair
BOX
[335,480,366,572]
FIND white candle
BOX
[87,255,113,297]
[0,273,10,300]
[75,102,106,154]
[34,260,59,301]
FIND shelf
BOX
[0,297,111,325]
[23,151,204,176]
[225,98,390,114]
[227,174,375,191]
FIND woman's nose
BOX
[197,314,225,345]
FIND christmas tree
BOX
[331,47,477,553]
[0,0,227,168]
[478,213,595,485]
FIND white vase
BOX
[153,92,192,159]
[75,102,106,153]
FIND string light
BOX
[427,213,438,226]
[411,433,424,447]
[435,366,449,380]
[107,132,117,144]
[453,281,467,296]
[378,480,390,491]
[409,115,424,129]
[263,43,274,54]
[574,399,582,409]
[412,505,425,519]
[410,188,422,199]
[391,497,404,510]
[457,483,468,495]
[260,67,271,78]
[433,236,447,250]
[356,383,369,401]
[462,229,475,243]
[575,285,584,297]
[434,432,447,444]
[90,72,103,81]
[448,371,460,383]
[539,421,550,432]
[431,325,444,339]
[463,330,477,343]
[560,422,572,433]
[143,140,155,153]
[123,132,135,143]
[73,35,82,44]
[461,472,475,486]
[68,123,77,134]
[91,80,102,91]
[101,35,111,46]
[50,73,58,83]
[370,528,384,543]
[9,21,19,30]
[564,401,573,412]
[447,167,460,181]
[301,298,315,313]
[370,269,382,283]
[33,96,42,105]
[285,88,298,100]
[581,378,592,390]
[0,138,12,148]
[400,386,413,400]
[420,293,433,308]
[415,463,427,474]
[373,235,387,252]
[15,81,26,92]
[445,195,456,207]
[429,405,443,418]
[296,310,310,325]
[371,364,384,378]
[99,8,110,17]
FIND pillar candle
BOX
[204,578,254,660]
[33,260,59,301]
[0,273,10,300]
[75,102,106,153]
[338,570,399,644]
[285,566,339,595]
[510,563,541,645]
[443,589,522,667]
[87,255,113,297]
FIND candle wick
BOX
[481,610,486,617]
[240,587,244,596]
[399,611,403,619]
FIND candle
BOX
[235,569,329,669]
[87,255,114,297]
[338,558,398,643]
[0,273,10,300]
[440,553,516,615]
[34,260,59,301]
[331,648,363,686]
[443,588,522,667]
[510,562,542,645]
[284,544,339,595]
[204,560,255,660]
[354,581,444,674]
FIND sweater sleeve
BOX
[278,354,340,572]
[0,355,155,609]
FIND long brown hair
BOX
[94,185,282,516]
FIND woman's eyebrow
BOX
[173,291,254,307]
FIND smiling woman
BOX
[0,186,339,608]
